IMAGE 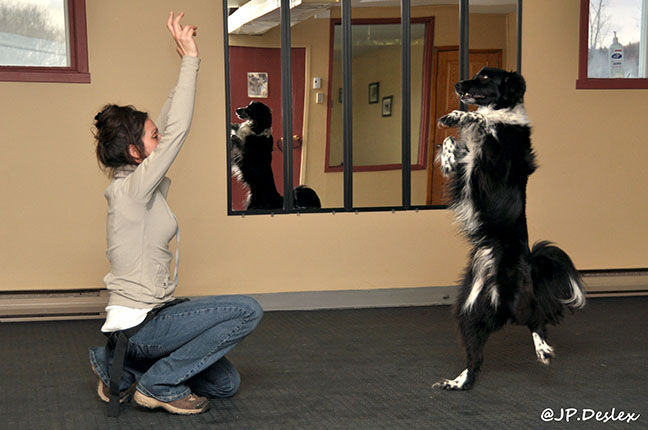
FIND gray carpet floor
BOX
[0,297,646,429]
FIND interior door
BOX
[426,49,502,206]
[229,46,306,210]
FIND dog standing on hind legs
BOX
[432,67,586,391]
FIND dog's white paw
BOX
[532,332,555,365]
[535,344,555,365]
[432,369,470,391]
[438,111,462,128]
[440,136,458,176]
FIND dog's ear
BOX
[500,71,526,107]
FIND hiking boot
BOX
[133,390,210,415]
[91,365,135,403]
[96,379,136,404]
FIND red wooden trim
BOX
[576,78,648,89]
[324,19,336,173]
[324,16,436,173]
[0,0,90,83]
[0,69,90,83]
[576,0,648,90]
[416,18,435,171]
[577,0,589,83]
[71,0,90,75]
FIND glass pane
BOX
[329,16,431,208]
[329,23,425,169]
[286,2,331,210]
[588,0,644,78]
[349,17,403,208]
[0,0,69,67]
[227,0,335,211]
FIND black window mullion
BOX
[280,0,294,211]
[342,0,353,211]
[459,0,469,112]
[401,0,411,209]
[224,0,233,215]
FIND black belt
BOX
[105,298,188,417]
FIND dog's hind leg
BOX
[433,317,493,391]
[433,368,469,390]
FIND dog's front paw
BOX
[439,136,458,176]
[438,111,463,128]
[432,369,471,391]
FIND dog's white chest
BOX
[454,124,481,224]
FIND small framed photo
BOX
[247,72,268,98]
[368,82,379,104]
[381,96,393,117]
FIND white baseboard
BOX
[0,289,108,322]
[1,270,646,321]
[581,270,648,297]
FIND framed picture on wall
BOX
[247,72,268,98]
[381,96,393,117]
[368,82,379,104]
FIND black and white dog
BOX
[230,101,321,210]
[433,67,586,390]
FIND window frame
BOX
[0,0,90,84]
[577,0,648,89]
[224,0,522,215]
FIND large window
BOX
[224,0,521,215]
[578,0,648,89]
[0,0,89,83]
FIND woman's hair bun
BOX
[93,104,148,172]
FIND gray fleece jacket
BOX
[103,56,200,309]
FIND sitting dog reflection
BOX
[231,101,321,210]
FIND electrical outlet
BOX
[313,77,322,89]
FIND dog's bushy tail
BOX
[530,241,586,321]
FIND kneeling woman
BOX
[88,12,262,415]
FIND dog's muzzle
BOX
[235,108,249,120]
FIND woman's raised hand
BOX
[167,11,198,58]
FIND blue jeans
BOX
[89,295,263,402]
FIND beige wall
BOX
[0,0,646,296]
[523,0,648,269]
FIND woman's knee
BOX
[241,296,263,326]
[187,294,262,333]
[189,357,241,398]
[200,295,262,316]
